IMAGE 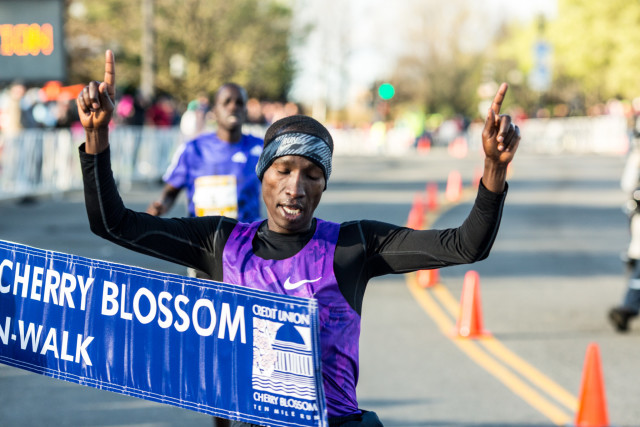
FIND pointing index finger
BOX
[491,82,509,116]
[104,49,115,100]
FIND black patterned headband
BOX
[255,132,333,189]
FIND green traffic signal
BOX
[378,83,395,100]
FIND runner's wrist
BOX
[85,128,110,154]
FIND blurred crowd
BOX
[0,80,302,139]
[3,79,640,156]
[0,81,83,137]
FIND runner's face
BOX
[213,86,247,132]
[262,155,325,234]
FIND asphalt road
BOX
[0,148,638,427]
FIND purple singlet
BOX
[222,219,361,418]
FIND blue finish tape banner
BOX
[0,240,328,427]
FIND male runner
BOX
[77,50,520,426]
[147,83,263,223]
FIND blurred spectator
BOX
[0,81,83,130]
[510,106,529,124]
[147,82,263,223]
[1,82,26,137]
[434,116,463,146]
[116,88,147,126]
[54,93,80,128]
[147,95,178,127]
[245,99,300,126]
[180,92,211,137]
[246,97,263,124]
[20,87,43,128]
[609,138,640,332]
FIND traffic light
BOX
[378,83,395,100]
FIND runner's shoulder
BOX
[338,219,412,247]
[176,132,217,153]
[243,133,264,145]
[338,219,382,243]
[182,215,238,248]
[243,133,264,156]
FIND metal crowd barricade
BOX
[0,116,630,202]
[0,126,184,200]
[467,114,629,155]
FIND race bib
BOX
[193,175,238,218]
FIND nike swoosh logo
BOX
[283,277,322,290]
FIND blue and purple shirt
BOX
[222,219,361,418]
[163,132,263,222]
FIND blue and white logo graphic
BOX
[253,318,316,400]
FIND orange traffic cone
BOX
[406,193,425,229]
[448,136,469,158]
[445,170,463,202]
[413,193,425,218]
[454,270,490,338]
[417,135,431,154]
[575,343,610,427]
[417,269,439,288]
[406,207,423,229]
[426,182,439,211]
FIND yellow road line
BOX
[430,282,578,411]
[406,280,454,336]
[430,282,460,315]
[480,337,578,412]
[454,337,573,426]
[409,180,578,423]
[406,275,574,425]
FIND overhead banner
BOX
[0,239,327,427]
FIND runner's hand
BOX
[146,201,167,216]
[482,82,520,165]
[76,50,116,130]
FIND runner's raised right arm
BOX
[77,50,229,276]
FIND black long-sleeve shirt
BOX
[81,145,507,315]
